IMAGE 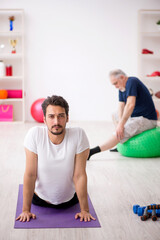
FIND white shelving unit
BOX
[0,9,24,122]
[138,10,160,122]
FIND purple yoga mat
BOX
[14,185,101,229]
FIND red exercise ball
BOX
[31,98,45,123]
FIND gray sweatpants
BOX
[113,113,157,143]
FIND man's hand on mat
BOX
[16,211,36,222]
[75,211,96,222]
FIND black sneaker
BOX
[109,148,118,152]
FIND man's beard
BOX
[120,87,126,92]
[50,125,64,135]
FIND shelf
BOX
[0,53,22,59]
[0,76,23,80]
[0,98,23,102]
[0,9,24,122]
[142,77,160,81]
[140,54,160,60]
[140,32,160,37]
[0,31,22,37]
[0,121,24,124]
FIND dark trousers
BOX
[32,193,79,209]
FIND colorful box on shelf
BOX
[7,90,22,98]
[0,105,13,122]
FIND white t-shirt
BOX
[24,126,89,205]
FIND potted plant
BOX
[156,20,160,31]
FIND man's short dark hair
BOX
[41,95,69,117]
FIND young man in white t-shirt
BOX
[16,95,95,222]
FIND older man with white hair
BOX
[88,69,157,160]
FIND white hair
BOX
[109,69,127,79]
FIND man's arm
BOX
[16,148,38,222]
[118,101,125,120]
[116,96,136,141]
[73,148,96,222]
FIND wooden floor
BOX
[1,121,160,240]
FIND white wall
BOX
[1,0,160,121]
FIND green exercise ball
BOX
[117,127,160,158]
